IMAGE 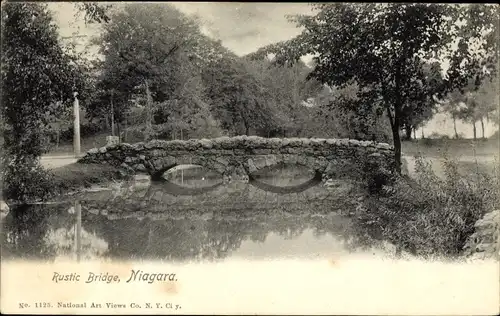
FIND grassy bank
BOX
[49,163,131,194]
[402,138,499,157]
[1,161,131,204]
[353,155,499,259]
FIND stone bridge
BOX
[78,136,396,184]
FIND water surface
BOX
[1,165,393,262]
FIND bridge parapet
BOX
[78,136,395,184]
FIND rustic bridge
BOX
[78,136,396,186]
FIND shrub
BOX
[420,137,435,147]
[429,132,450,140]
[1,156,58,203]
[354,153,499,259]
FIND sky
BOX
[48,2,498,139]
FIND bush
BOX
[1,156,58,203]
[354,154,499,259]
[429,132,450,140]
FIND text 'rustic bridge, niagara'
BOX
[78,136,396,186]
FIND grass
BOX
[402,138,499,158]
[49,163,131,194]
[47,131,143,156]
[1,161,131,204]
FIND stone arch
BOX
[144,179,224,197]
[248,171,323,194]
[244,154,329,176]
[148,155,227,180]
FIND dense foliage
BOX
[355,155,499,258]
[1,2,109,202]
[248,3,499,172]
[1,3,86,157]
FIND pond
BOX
[1,165,395,263]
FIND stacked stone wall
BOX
[78,136,395,182]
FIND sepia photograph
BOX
[1,2,499,314]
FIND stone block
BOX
[247,159,257,173]
[163,156,177,167]
[377,143,392,150]
[286,155,298,164]
[134,164,147,172]
[253,149,271,155]
[306,156,317,168]
[106,136,120,147]
[313,156,328,171]
[297,155,308,166]
[252,156,268,170]
[216,157,229,166]
[265,155,277,167]
[133,142,145,151]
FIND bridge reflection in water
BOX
[75,170,361,217]
[1,197,385,263]
[1,165,392,263]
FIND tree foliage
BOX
[248,3,499,172]
[201,57,282,136]
[74,2,111,24]
[1,3,87,158]
[91,3,233,138]
[1,3,97,202]
[242,57,324,136]
[443,74,499,139]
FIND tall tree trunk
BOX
[56,128,60,148]
[472,121,477,140]
[123,118,127,143]
[241,115,250,136]
[421,128,425,139]
[393,106,402,174]
[413,128,416,140]
[110,92,115,137]
[144,79,153,141]
[452,116,459,139]
[386,104,402,174]
[404,125,412,141]
[480,118,485,139]
[116,122,121,144]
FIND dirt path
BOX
[40,156,78,170]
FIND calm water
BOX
[1,165,393,262]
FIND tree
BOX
[442,74,498,140]
[201,57,281,136]
[93,3,231,140]
[73,2,111,24]
[247,4,498,173]
[1,3,94,201]
[1,3,87,158]
[474,75,499,137]
[242,56,324,136]
[440,90,465,139]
